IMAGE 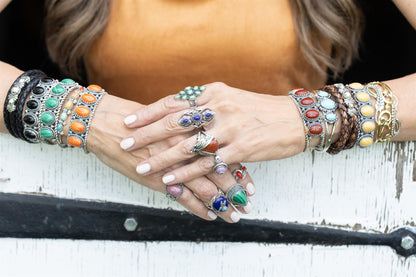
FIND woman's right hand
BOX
[82,94,255,223]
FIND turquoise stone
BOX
[317,90,330,98]
[232,191,248,205]
[187,90,193,95]
[185,86,192,90]
[321,98,336,109]
[181,95,187,100]
[40,128,53,139]
[193,86,199,90]
[179,90,185,95]
[57,124,63,131]
[195,90,201,95]
[45,98,58,109]
[326,113,338,123]
[189,95,196,100]
[52,85,65,94]
[200,86,206,91]
[60,113,67,121]
[40,112,54,124]
[61,78,75,84]
[174,95,180,99]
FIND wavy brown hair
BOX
[45,0,363,80]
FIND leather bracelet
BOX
[324,85,353,155]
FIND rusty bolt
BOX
[123,218,138,232]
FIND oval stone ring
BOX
[191,131,219,155]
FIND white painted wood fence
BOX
[0,133,414,276]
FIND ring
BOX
[226,184,248,207]
[166,183,184,201]
[178,107,215,128]
[191,131,219,155]
[213,154,228,175]
[232,166,248,181]
[174,86,206,108]
[206,190,229,213]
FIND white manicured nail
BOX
[124,114,137,125]
[246,182,255,195]
[243,202,253,213]
[162,175,175,184]
[208,211,217,220]
[120,138,135,150]
[230,212,240,223]
[136,163,151,174]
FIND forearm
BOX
[0,61,24,133]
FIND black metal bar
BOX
[0,192,414,257]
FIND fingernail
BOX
[207,210,217,220]
[162,174,175,184]
[124,114,137,125]
[243,202,253,213]
[136,163,151,174]
[246,182,255,195]
[120,138,135,150]
[230,212,240,223]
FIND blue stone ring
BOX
[206,191,229,213]
[178,107,215,128]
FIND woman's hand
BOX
[121,82,306,186]
[84,93,254,223]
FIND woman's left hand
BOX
[121,82,306,185]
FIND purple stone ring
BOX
[213,154,228,175]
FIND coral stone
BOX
[75,106,90,117]
[70,121,86,133]
[309,124,323,135]
[300,97,314,106]
[87,84,102,92]
[236,171,243,179]
[202,138,219,153]
[68,136,83,147]
[294,89,309,96]
[305,109,319,119]
[82,94,96,103]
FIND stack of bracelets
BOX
[4,70,106,153]
[288,82,400,154]
[4,70,400,155]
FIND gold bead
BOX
[359,137,373,147]
[360,105,374,116]
[356,92,370,102]
[349,82,364,90]
[362,121,375,132]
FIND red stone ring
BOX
[232,166,248,181]
[166,183,184,201]
[191,131,219,155]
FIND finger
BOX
[123,86,212,128]
[134,135,199,175]
[121,110,195,151]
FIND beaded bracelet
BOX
[288,88,325,151]
[67,84,106,153]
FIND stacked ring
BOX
[166,183,184,201]
[226,184,248,207]
[206,190,229,213]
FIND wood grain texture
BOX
[0,133,415,275]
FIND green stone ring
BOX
[174,86,206,107]
[226,184,248,207]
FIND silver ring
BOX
[191,131,219,155]
[232,166,247,181]
[205,190,229,213]
[178,107,215,128]
[166,183,184,201]
[213,154,228,175]
[226,184,248,207]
